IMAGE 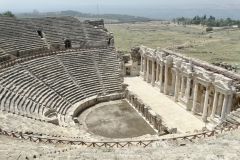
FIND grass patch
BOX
[106,21,240,65]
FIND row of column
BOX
[125,89,163,133]
[191,82,233,122]
[210,91,233,120]
[140,55,233,123]
[161,70,233,122]
[141,55,171,94]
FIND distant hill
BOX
[15,10,152,23]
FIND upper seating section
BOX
[0,17,48,60]
[29,16,111,48]
[0,16,112,62]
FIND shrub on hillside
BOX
[206,27,213,32]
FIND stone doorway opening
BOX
[65,39,71,48]
[126,68,130,76]
[37,31,43,38]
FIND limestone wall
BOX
[124,89,169,134]
[67,93,124,122]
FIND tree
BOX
[208,15,215,21]
[203,15,206,20]
[206,27,213,32]
[0,11,15,17]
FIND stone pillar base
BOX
[154,81,161,90]
[179,97,192,111]
[160,85,164,92]
[174,95,179,102]
[210,116,222,125]
[191,109,197,115]
[202,116,207,122]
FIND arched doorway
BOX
[65,40,71,48]
[126,68,130,76]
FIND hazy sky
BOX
[1,0,240,12]
[1,0,240,6]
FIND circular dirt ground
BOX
[85,100,156,138]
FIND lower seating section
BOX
[226,108,240,125]
[0,48,121,126]
[0,134,77,160]
[0,65,71,118]
[0,111,81,138]
[22,56,85,105]
[0,127,239,159]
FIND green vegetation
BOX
[206,27,213,32]
[106,21,240,65]
[174,15,240,27]
[0,11,15,17]
[16,10,151,22]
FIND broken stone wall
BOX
[130,46,141,64]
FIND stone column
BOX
[171,71,176,95]
[146,58,149,82]
[192,82,199,114]
[134,97,137,108]
[180,75,185,97]
[210,91,219,118]
[144,106,148,118]
[131,95,134,104]
[140,104,144,115]
[143,57,147,81]
[158,122,162,133]
[186,77,191,100]
[164,64,168,94]
[202,86,210,122]
[124,89,129,98]
[153,116,157,129]
[220,94,228,120]
[140,54,143,72]
[217,93,223,116]
[156,63,159,82]
[160,63,164,92]
[152,60,155,86]
[227,94,233,114]
[174,71,179,102]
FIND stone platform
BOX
[124,76,210,133]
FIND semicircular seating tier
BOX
[0,47,122,126]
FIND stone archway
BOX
[65,39,71,48]
[126,68,130,76]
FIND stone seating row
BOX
[0,65,71,116]
[57,52,104,97]
[0,48,121,126]
[0,111,82,138]
[0,17,47,57]
[28,16,109,45]
[2,126,238,160]
[0,16,110,59]
[22,56,85,105]
[92,49,122,93]
[0,134,79,160]
[28,122,237,159]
